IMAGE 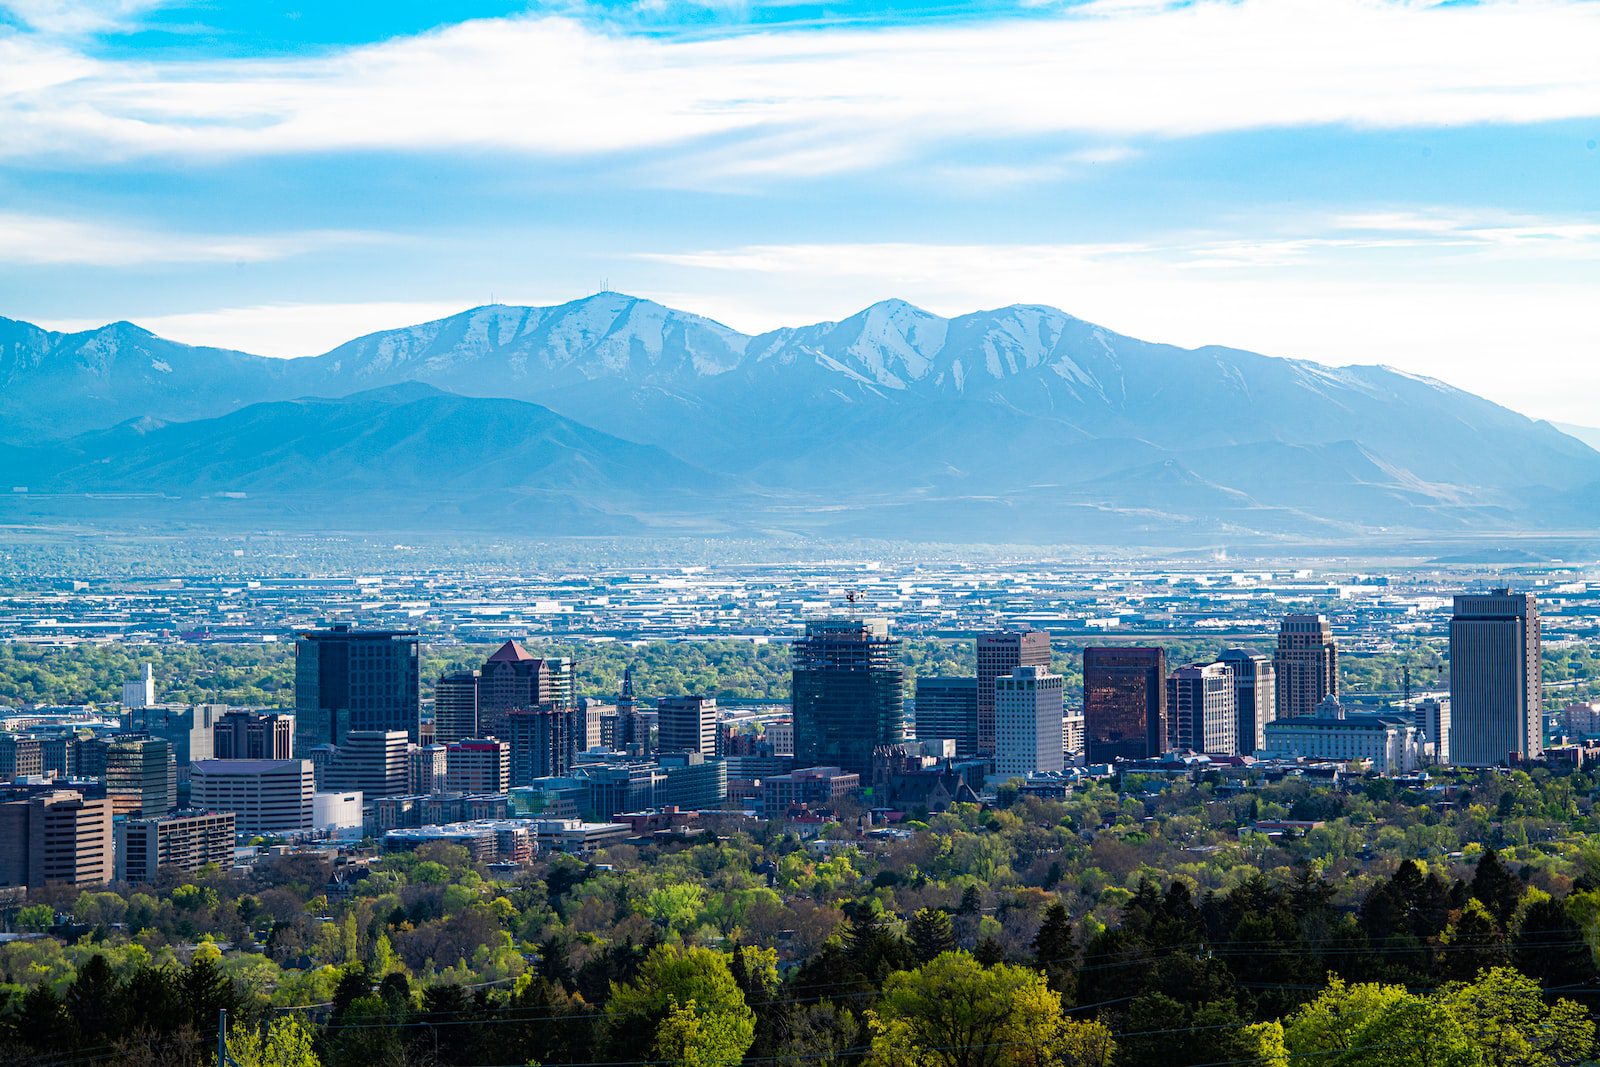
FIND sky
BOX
[2,0,1599,422]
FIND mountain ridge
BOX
[2,293,1594,545]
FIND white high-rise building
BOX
[994,666,1065,778]
[1416,696,1451,765]
[122,663,156,710]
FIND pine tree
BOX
[1032,903,1078,998]
[907,908,957,964]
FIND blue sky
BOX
[2,0,1599,421]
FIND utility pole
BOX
[217,1008,241,1067]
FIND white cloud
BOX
[2,0,1599,175]
[38,300,473,357]
[0,211,385,266]
[1,0,167,34]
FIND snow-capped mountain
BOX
[2,292,1595,544]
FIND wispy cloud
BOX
[2,0,1599,178]
[0,0,168,34]
[0,211,387,266]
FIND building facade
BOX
[976,630,1051,758]
[190,759,315,834]
[994,666,1066,778]
[0,789,114,889]
[322,730,410,799]
[1274,614,1338,720]
[1450,589,1542,767]
[121,810,235,885]
[656,696,718,757]
[433,670,481,745]
[1167,661,1238,756]
[214,711,294,760]
[1261,696,1419,774]
[792,618,907,778]
[1083,647,1167,763]
[294,624,421,752]
[1218,648,1275,755]
[446,739,512,794]
[913,676,980,758]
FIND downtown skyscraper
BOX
[1274,614,1338,720]
[1083,646,1167,763]
[976,630,1051,757]
[294,624,421,752]
[792,618,907,778]
[1450,589,1542,767]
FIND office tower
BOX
[121,810,235,885]
[479,641,574,738]
[103,736,177,818]
[914,677,980,757]
[294,624,421,753]
[1083,647,1167,763]
[766,719,795,757]
[1218,648,1275,756]
[507,707,573,786]
[657,696,718,757]
[214,711,294,760]
[446,739,511,794]
[614,668,648,752]
[1450,589,1542,767]
[134,705,222,798]
[659,752,728,809]
[190,759,315,834]
[38,736,80,779]
[1167,662,1238,755]
[994,666,1065,778]
[434,670,480,745]
[792,618,908,778]
[976,630,1051,757]
[322,730,410,799]
[0,735,43,781]
[1417,696,1452,765]
[122,663,156,710]
[574,699,606,752]
[1274,614,1338,720]
[1063,707,1085,759]
[0,789,114,889]
[410,743,448,793]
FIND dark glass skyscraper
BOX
[1083,646,1166,763]
[433,670,481,745]
[294,624,421,753]
[914,676,979,757]
[792,618,907,778]
[1450,589,1542,767]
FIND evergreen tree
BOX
[1032,903,1078,997]
[907,907,957,964]
[1470,848,1523,929]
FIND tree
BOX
[1031,903,1077,997]
[601,944,755,1067]
[1440,899,1508,981]
[1471,849,1523,929]
[1282,978,1479,1067]
[16,903,54,932]
[1438,966,1595,1067]
[865,951,1074,1067]
[227,1015,322,1067]
[1511,897,1596,993]
[908,908,957,964]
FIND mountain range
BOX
[2,292,1594,545]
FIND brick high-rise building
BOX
[1083,647,1167,763]
[976,630,1050,758]
[446,739,511,794]
[1450,589,1542,767]
[0,789,114,889]
[478,641,574,739]
[1274,614,1338,720]
[121,810,235,885]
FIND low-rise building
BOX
[1261,696,1419,775]
[119,809,235,884]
